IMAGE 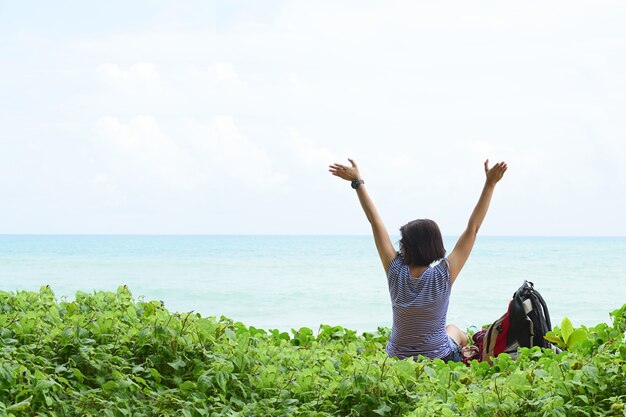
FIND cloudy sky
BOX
[1,1,625,235]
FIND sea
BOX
[0,235,624,333]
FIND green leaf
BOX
[149,368,162,383]
[582,365,599,382]
[180,380,196,391]
[224,328,236,340]
[143,301,155,316]
[72,368,84,383]
[132,365,145,374]
[424,366,437,379]
[195,318,217,335]
[102,380,117,392]
[441,409,456,417]
[34,379,56,393]
[0,366,16,386]
[567,328,588,347]
[373,403,392,415]
[575,395,589,404]
[561,317,574,344]
[126,306,137,320]
[6,396,32,412]
[65,302,78,317]
[168,358,186,371]
[544,331,564,345]
[215,371,228,393]
[340,353,351,368]
[116,285,132,299]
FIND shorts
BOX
[442,336,463,362]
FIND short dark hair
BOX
[399,219,446,266]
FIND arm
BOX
[447,159,507,283]
[329,158,397,271]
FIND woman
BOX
[329,158,507,362]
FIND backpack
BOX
[477,281,553,364]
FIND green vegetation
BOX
[0,286,625,416]
[544,317,590,351]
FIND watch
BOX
[351,179,365,189]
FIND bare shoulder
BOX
[384,252,400,273]
[438,257,456,284]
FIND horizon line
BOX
[1,233,625,238]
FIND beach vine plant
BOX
[544,317,589,350]
[0,285,625,416]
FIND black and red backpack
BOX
[468,281,553,364]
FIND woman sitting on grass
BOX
[329,158,507,362]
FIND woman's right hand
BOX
[329,158,362,182]
[448,159,508,283]
[484,159,507,185]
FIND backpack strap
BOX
[531,287,552,330]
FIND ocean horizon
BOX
[1,234,624,333]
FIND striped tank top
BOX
[385,254,454,360]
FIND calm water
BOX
[0,235,624,332]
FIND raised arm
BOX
[447,160,507,283]
[329,158,397,271]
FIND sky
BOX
[1,0,625,236]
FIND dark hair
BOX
[399,219,446,266]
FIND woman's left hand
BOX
[329,158,362,181]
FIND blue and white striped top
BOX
[385,254,454,360]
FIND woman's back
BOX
[386,255,453,359]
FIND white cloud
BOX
[93,115,288,193]
[209,116,289,190]
[287,127,338,169]
[94,115,199,189]
[214,62,240,82]
[91,63,166,112]
[94,62,161,84]
[93,173,117,192]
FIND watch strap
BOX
[351,179,365,189]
